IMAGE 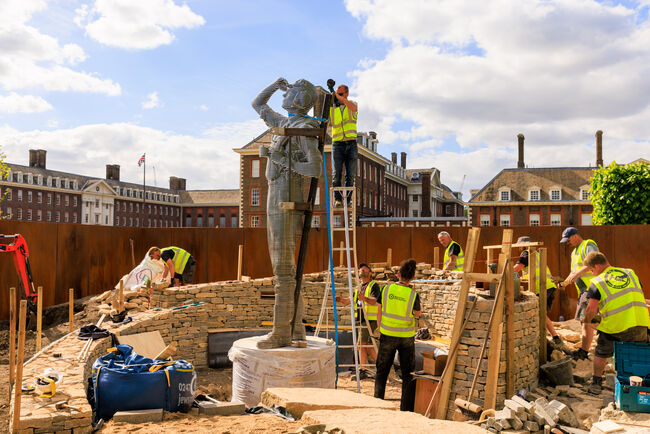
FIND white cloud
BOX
[0,0,121,98]
[75,0,205,50]
[198,104,209,111]
[142,92,161,109]
[0,93,52,113]
[345,0,650,196]
[0,119,267,190]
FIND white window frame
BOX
[528,188,540,201]
[581,213,593,226]
[250,215,260,228]
[498,188,511,202]
[312,215,320,228]
[529,213,540,226]
[251,188,260,206]
[315,187,321,206]
[549,187,562,201]
[480,214,491,227]
[500,214,511,227]
[580,186,591,201]
[550,213,561,226]
[251,159,260,178]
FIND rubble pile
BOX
[482,394,579,432]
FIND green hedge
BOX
[591,161,650,225]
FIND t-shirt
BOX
[161,249,175,262]
[447,242,461,257]
[356,281,381,322]
[516,250,529,267]
[378,284,421,313]
[575,242,599,292]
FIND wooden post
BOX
[387,248,392,267]
[12,300,27,432]
[486,249,494,273]
[339,241,344,267]
[237,244,243,281]
[118,280,125,313]
[69,288,75,332]
[434,227,480,419]
[539,248,548,364]
[434,247,440,270]
[9,287,16,391]
[130,238,136,268]
[529,247,537,296]
[505,258,515,397]
[36,286,43,351]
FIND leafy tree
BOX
[590,161,650,225]
[0,147,7,218]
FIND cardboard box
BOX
[422,350,447,376]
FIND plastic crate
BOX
[614,341,650,412]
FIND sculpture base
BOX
[228,336,336,407]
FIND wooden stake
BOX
[36,286,43,351]
[539,248,548,364]
[486,249,494,273]
[237,244,243,281]
[12,300,27,432]
[118,280,125,313]
[434,247,440,270]
[69,288,74,332]
[386,248,392,267]
[339,241,344,267]
[505,258,515,397]
[130,238,136,268]
[9,287,16,391]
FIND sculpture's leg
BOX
[292,291,306,341]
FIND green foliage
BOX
[591,161,650,225]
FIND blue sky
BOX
[1,0,649,198]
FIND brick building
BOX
[0,149,238,228]
[405,168,465,219]
[467,132,603,227]
[234,131,410,228]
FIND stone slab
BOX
[197,400,246,416]
[112,409,163,424]
[261,387,398,418]
[301,408,489,434]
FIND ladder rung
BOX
[332,227,353,232]
[339,364,376,367]
[331,187,355,191]
[332,247,352,251]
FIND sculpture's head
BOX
[282,79,317,114]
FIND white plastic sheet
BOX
[115,257,167,291]
[228,335,336,407]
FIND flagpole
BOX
[142,153,146,228]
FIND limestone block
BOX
[113,409,163,424]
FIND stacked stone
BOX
[94,287,152,315]
[414,281,475,339]
[482,395,579,432]
[446,293,539,419]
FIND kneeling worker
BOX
[513,236,567,350]
[583,252,649,395]
[155,246,196,287]
[375,258,421,411]
[336,263,380,376]
[437,231,464,271]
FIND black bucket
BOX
[540,357,574,386]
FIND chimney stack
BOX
[169,176,187,191]
[369,131,377,140]
[517,134,525,168]
[596,130,603,167]
[106,164,120,181]
[391,152,397,164]
[400,152,407,169]
[29,149,47,169]
[421,171,432,217]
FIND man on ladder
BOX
[336,263,380,378]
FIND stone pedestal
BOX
[228,336,336,407]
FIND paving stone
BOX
[112,409,163,424]
[197,400,245,416]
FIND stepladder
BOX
[314,186,379,392]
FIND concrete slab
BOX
[261,387,397,418]
[112,409,163,424]
[197,400,246,416]
[301,408,489,434]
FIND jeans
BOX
[374,334,415,411]
[332,140,357,202]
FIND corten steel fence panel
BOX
[358,227,412,266]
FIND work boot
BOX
[588,376,603,395]
[571,348,589,360]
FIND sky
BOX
[1,0,649,200]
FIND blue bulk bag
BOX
[90,344,196,421]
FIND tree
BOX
[590,161,650,225]
[0,147,8,218]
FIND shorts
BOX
[574,290,589,321]
[360,320,378,344]
[539,286,556,312]
[595,326,648,358]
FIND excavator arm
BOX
[1,234,38,311]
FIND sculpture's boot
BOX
[257,283,293,349]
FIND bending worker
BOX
[437,231,464,271]
[153,246,196,287]
[336,263,380,377]
[561,227,599,360]
[329,83,358,207]
[375,258,421,411]
[513,236,567,351]
[582,252,649,395]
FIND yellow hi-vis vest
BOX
[353,281,379,320]
[380,283,417,338]
[521,250,555,295]
[571,239,598,294]
[329,105,357,142]
[592,266,650,334]
[444,241,464,271]
[162,246,190,274]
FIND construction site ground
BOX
[2,296,650,433]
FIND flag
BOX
[138,154,145,167]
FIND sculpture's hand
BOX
[275,77,289,91]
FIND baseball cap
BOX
[516,236,531,244]
[560,227,578,243]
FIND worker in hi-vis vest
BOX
[437,231,464,272]
[513,236,568,353]
[561,227,599,360]
[375,259,421,411]
[336,263,381,378]
[155,246,196,287]
[582,252,650,395]
[329,83,358,207]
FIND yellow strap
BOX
[107,347,117,353]
[38,377,56,398]
[164,370,170,387]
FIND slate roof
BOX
[179,189,239,205]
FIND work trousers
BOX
[374,333,415,411]
[332,140,357,202]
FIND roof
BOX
[179,189,239,205]
[469,167,594,203]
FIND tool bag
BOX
[89,344,196,421]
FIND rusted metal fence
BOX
[1,221,648,321]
